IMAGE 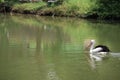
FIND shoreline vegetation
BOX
[0,0,120,20]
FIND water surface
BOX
[0,14,120,80]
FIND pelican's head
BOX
[88,40,95,48]
[84,39,95,51]
[91,40,95,44]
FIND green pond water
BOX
[0,14,120,80]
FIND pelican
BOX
[89,40,110,61]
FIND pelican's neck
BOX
[90,41,95,53]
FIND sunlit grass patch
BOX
[13,2,46,11]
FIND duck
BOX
[89,40,110,61]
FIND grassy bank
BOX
[12,0,96,17]
[12,2,46,14]
[40,0,96,17]
[2,0,120,19]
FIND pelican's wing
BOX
[91,47,103,53]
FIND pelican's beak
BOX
[86,42,92,50]
[88,42,92,48]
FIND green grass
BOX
[63,0,96,15]
[12,2,46,11]
[0,0,4,3]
